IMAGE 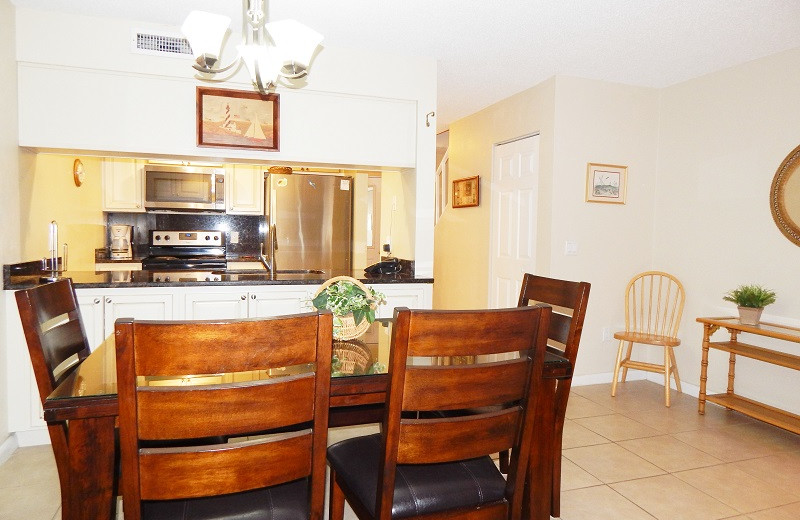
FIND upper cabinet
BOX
[102,158,144,212]
[226,165,264,215]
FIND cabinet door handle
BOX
[241,295,247,300]
[251,294,256,300]
[94,298,101,304]
[106,298,112,304]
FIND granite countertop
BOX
[3,263,432,290]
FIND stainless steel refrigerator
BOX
[264,173,353,271]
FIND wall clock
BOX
[73,159,85,187]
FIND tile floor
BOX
[2,380,799,520]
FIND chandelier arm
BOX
[253,60,271,94]
[192,58,240,75]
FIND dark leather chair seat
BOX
[141,479,309,520]
[327,433,506,519]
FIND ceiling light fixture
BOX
[181,0,323,94]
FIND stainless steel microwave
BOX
[143,165,225,211]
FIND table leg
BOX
[727,353,737,396]
[65,416,117,520]
[523,378,556,520]
[699,324,711,414]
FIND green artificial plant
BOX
[723,284,777,308]
[312,280,386,326]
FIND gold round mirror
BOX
[771,144,800,246]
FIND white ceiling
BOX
[11,0,800,132]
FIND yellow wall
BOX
[435,79,557,309]
[436,76,661,372]
[20,154,106,271]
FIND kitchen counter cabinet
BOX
[101,158,144,212]
[182,285,316,320]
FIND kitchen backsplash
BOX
[106,213,264,258]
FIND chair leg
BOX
[611,340,626,397]
[663,347,671,407]
[669,347,682,393]
[620,342,633,382]
[329,469,346,520]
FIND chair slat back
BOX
[624,271,685,339]
[15,279,91,400]
[115,311,332,519]
[377,305,551,519]
[517,274,591,363]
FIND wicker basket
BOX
[314,276,374,340]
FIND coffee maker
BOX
[109,225,133,260]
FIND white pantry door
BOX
[489,134,540,308]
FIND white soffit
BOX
[10,0,800,130]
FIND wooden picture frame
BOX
[452,175,480,208]
[586,163,627,204]
[196,87,280,151]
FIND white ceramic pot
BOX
[737,306,763,326]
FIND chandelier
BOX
[181,0,323,93]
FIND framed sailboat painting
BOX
[196,87,280,151]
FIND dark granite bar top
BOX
[3,263,432,290]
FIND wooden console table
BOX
[697,316,800,433]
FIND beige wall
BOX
[20,154,105,271]
[437,46,800,412]
[436,76,660,380]
[656,46,800,414]
[0,0,19,450]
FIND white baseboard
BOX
[15,429,50,447]
[571,372,646,387]
[0,435,19,466]
[571,371,700,398]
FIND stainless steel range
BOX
[141,230,227,270]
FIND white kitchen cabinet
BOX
[76,292,105,350]
[372,283,433,319]
[184,290,250,320]
[101,158,144,212]
[226,165,264,215]
[102,292,173,332]
[183,286,315,319]
[249,287,316,317]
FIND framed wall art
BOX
[196,87,280,151]
[586,163,627,204]
[453,175,480,208]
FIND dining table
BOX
[44,317,572,520]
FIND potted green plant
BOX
[312,276,386,340]
[723,284,776,325]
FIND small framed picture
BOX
[452,176,480,208]
[197,87,280,151]
[586,163,627,204]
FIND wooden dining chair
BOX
[611,271,685,406]
[15,278,93,518]
[516,273,590,518]
[327,305,552,520]
[115,311,332,520]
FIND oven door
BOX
[144,165,225,211]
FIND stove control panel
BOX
[151,230,224,247]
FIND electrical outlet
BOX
[392,197,397,211]
[602,326,612,342]
[230,231,240,244]
[564,240,578,256]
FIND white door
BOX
[76,292,106,350]
[489,134,540,308]
[103,293,173,334]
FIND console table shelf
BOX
[705,393,800,434]
[697,316,800,435]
